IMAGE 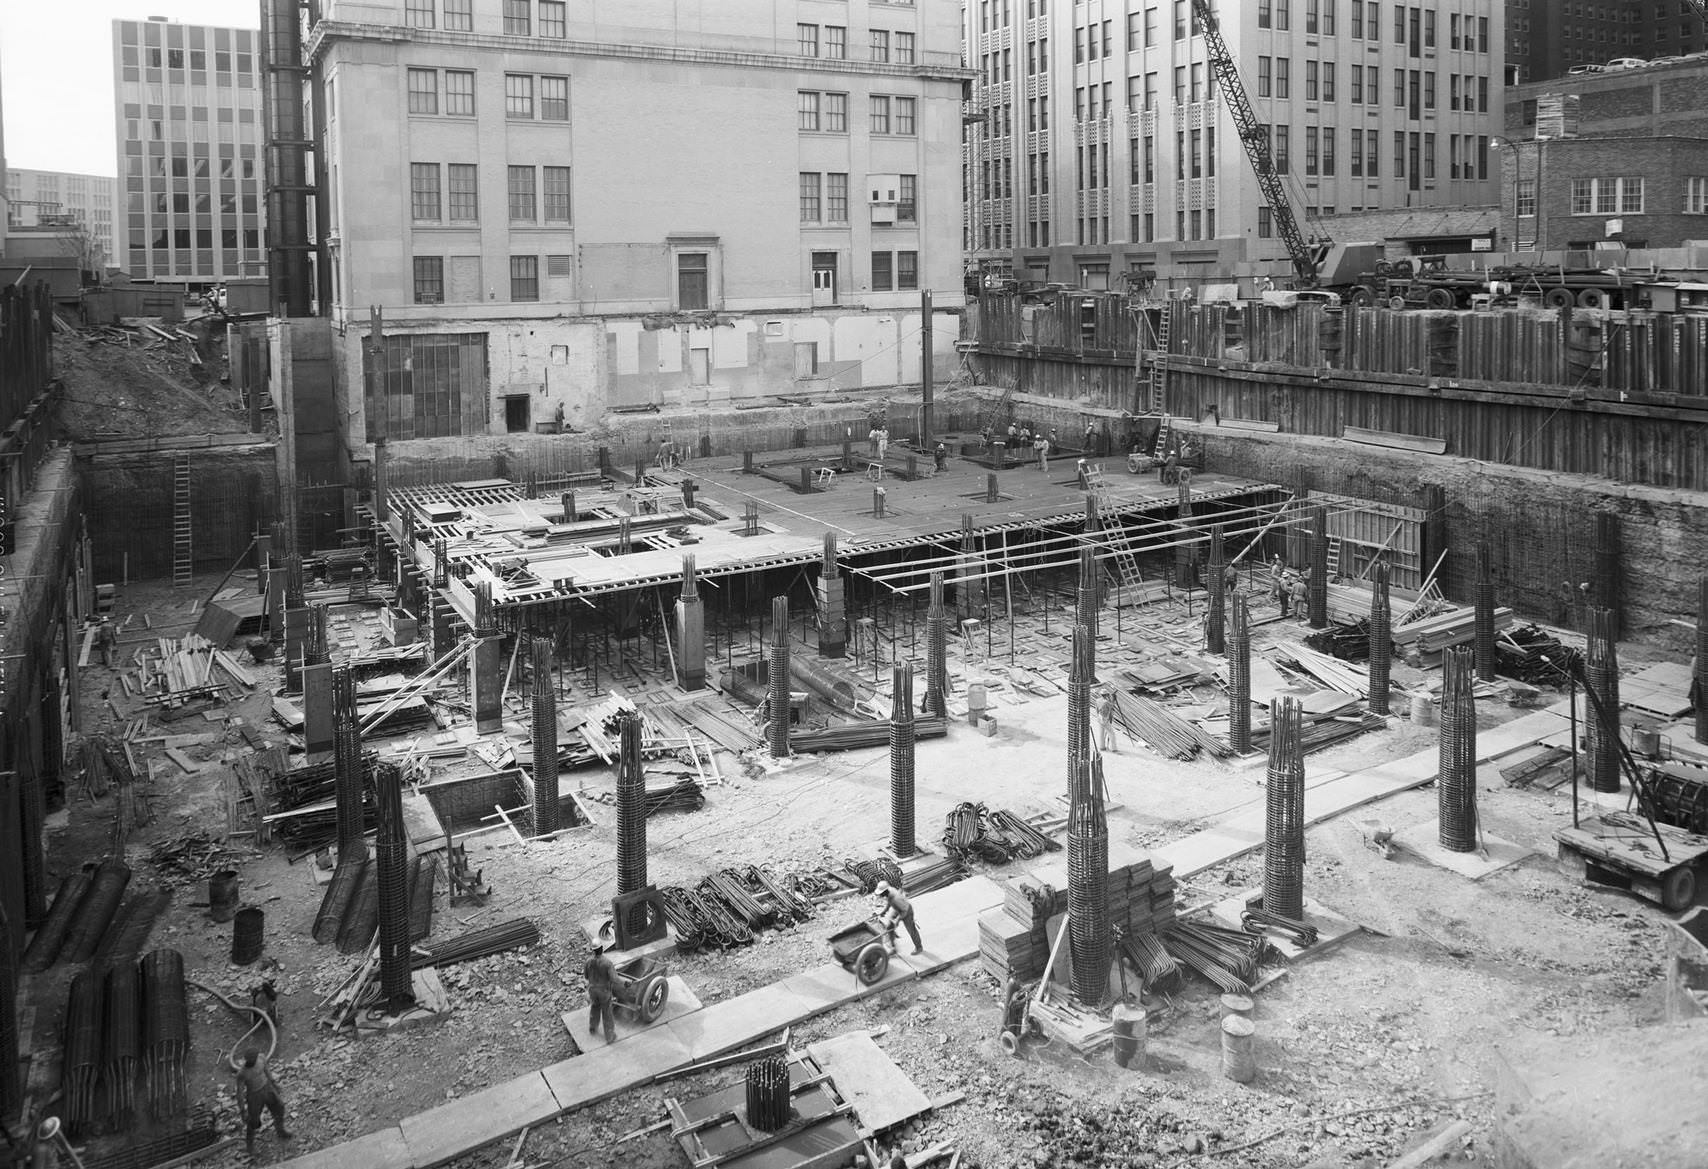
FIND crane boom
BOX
[1189,0,1319,286]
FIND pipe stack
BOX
[924,572,948,719]
[1438,647,1479,852]
[530,636,559,836]
[1586,606,1622,793]
[332,666,367,864]
[1368,563,1392,715]
[373,762,415,1013]
[890,663,917,859]
[1474,542,1496,682]
[1229,595,1252,754]
[1307,504,1329,628]
[767,597,791,758]
[617,710,648,896]
[1263,697,1306,920]
[1205,525,1226,655]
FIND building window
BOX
[410,162,440,220]
[678,253,709,309]
[444,0,472,30]
[1571,179,1593,216]
[1351,130,1363,175]
[799,23,819,56]
[445,70,475,115]
[1323,128,1335,174]
[406,0,434,29]
[871,30,890,62]
[1517,178,1537,217]
[826,26,846,58]
[872,251,894,291]
[503,0,530,36]
[899,174,917,222]
[871,95,892,134]
[1323,62,1335,101]
[1305,127,1319,175]
[1366,129,1378,175]
[826,92,848,131]
[539,0,566,37]
[1258,206,1273,237]
[448,163,478,220]
[1621,177,1645,214]
[827,172,849,221]
[508,165,536,221]
[896,32,915,64]
[1276,57,1290,98]
[1688,177,1708,215]
[897,251,918,291]
[1259,57,1272,97]
[407,68,438,114]
[1306,0,1319,33]
[510,255,539,301]
[798,91,820,131]
[895,97,917,135]
[506,74,534,118]
[1306,60,1318,101]
[413,256,443,303]
[540,75,568,120]
[1260,0,1272,29]
[800,172,822,222]
[543,166,572,222]
[1275,125,1290,172]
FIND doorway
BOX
[503,394,531,433]
[812,252,838,306]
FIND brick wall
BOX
[1501,137,1708,250]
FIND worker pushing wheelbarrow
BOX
[610,955,672,1024]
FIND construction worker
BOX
[872,881,923,954]
[584,943,617,1045]
[1035,431,1050,473]
[1271,557,1291,616]
[1224,560,1239,596]
[95,618,118,668]
[1083,420,1098,455]
[933,441,948,472]
[1291,569,1311,622]
[235,1050,293,1156]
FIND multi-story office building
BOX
[309,0,969,437]
[111,17,267,287]
[964,0,1505,289]
[4,170,118,270]
[1506,1,1706,84]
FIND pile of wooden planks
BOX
[1391,604,1515,655]
[1274,645,1370,697]
[1108,690,1231,760]
[127,634,254,703]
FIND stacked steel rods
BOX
[531,636,560,836]
[745,1054,792,1131]
[1263,697,1306,921]
[658,866,818,951]
[889,663,917,858]
[1586,606,1623,793]
[1438,647,1479,853]
[1368,563,1392,715]
[616,710,647,896]
[1229,595,1253,753]
[941,802,1060,863]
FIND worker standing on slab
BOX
[1271,557,1291,616]
[873,881,923,954]
[235,1050,293,1156]
[933,442,948,472]
[1035,431,1050,473]
[584,943,617,1045]
[95,619,118,667]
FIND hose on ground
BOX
[186,979,278,1070]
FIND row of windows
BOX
[406,68,572,120]
[144,228,261,250]
[132,191,258,215]
[1262,2,1493,54]
[800,173,919,223]
[119,45,254,76]
[408,163,573,224]
[798,92,918,134]
[797,24,916,63]
[1567,177,1646,216]
[871,250,921,292]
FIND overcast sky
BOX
[3,0,257,177]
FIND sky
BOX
[2,0,257,178]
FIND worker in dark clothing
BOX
[95,619,118,668]
[584,943,617,1044]
[933,441,948,472]
[236,1050,293,1155]
[1224,561,1239,596]
[873,881,922,954]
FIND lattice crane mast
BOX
[1686,0,1708,25]
[1189,0,1321,287]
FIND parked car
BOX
[1568,63,1606,74]
[1605,57,1647,70]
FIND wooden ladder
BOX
[172,457,193,588]
[1151,414,1173,461]
[1146,298,1172,414]
[979,382,1017,437]
[1083,466,1142,588]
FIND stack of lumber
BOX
[1108,690,1231,760]
[1273,646,1369,697]
[128,634,253,702]
[1391,604,1514,656]
[977,841,1175,985]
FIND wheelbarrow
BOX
[829,916,898,987]
[610,956,671,1024]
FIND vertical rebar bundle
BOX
[1438,647,1479,852]
[1594,511,1621,639]
[1307,504,1329,628]
[433,537,449,586]
[1229,595,1252,754]
[890,663,917,858]
[63,968,103,1136]
[616,710,648,896]
[332,667,367,864]
[305,603,329,667]
[1067,623,1095,800]
[62,859,131,965]
[767,596,791,758]
[1369,563,1392,714]
[1067,743,1111,1006]
[0,902,16,1123]
[1175,479,1195,589]
[1263,697,1306,920]
[1206,525,1227,654]
[1586,606,1622,793]
[373,762,415,1013]
[925,572,948,719]
[530,636,560,836]
[1076,545,1100,640]
[473,580,496,638]
[102,959,141,1127]
[745,1054,792,1131]
[284,553,305,611]
[1697,577,1708,745]
[141,948,188,1120]
[1473,542,1496,682]
[682,552,699,600]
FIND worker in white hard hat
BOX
[872,881,923,954]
